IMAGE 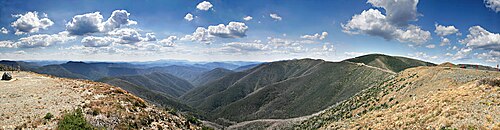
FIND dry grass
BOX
[321,67,500,129]
[298,66,500,129]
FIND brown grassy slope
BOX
[298,66,500,129]
[324,78,500,129]
[0,71,201,129]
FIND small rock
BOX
[2,72,12,80]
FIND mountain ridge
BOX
[344,53,436,72]
[181,58,396,125]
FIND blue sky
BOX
[0,0,499,66]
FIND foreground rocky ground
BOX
[0,71,201,129]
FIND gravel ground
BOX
[0,71,84,129]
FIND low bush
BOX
[57,108,94,130]
[44,112,53,120]
[186,115,200,125]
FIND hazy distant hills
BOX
[0,64,14,71]
[34,65,88,79]
[193,62,240,70]
[0,60,39,70]
[233,64,261,72]
[345,54,436,72]
[144,65,209,81]
[32,61,139,80]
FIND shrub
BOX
[57,108,94,130]
[91,108,100,116]
[44,112,53,120]
[478,78,500,87]
[202,126,215,130]
[381,103,388,108]
[167,108,178,115]
[186,115,200,125]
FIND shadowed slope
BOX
[100,72,194,98]
[190,68,234,87]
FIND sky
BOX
[0,0,499,66]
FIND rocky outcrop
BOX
[2,72,12,80]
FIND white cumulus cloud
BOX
[196,1,213,11]
[181,27,213,44]
[12,32,76,48]
[108,28,144,44]
[66,10,136,35]
[11,11,54,35]
[476,50,500,62]
[144,33,157,41]
[207,22,248,38]
[460,26,500,51]
[439,37,450,46]
[485,0,500,12]
[102,10,137,32]
[367,0,419,27]
[159,36,177,47]
[434,24,459,37]
[0,41,16,48]
[452,47,472,60]
[1,27,8,34]
[243,16,253,21]
[342,9,431,45]
[66,12,104,35]
[182,22,249,44]
[224,42,269,52]
[184,13,194,21]
[396,25,431,44]
[270,13,282,21]
[301,32,328,40]
[409,52,439,60]
[425,44,436,49]
[81,36,115,47]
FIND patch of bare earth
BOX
[0,71,201,129]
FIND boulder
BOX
[2,72,12,80]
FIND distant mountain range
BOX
[0,59,259,115]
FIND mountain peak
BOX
[345,53,435,72]
[66,61,86,64]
